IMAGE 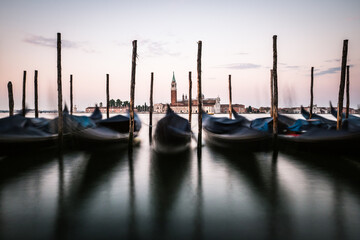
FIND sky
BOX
[0,0,359,111]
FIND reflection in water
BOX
[149,150,191,239]
[282,151,360,240]
[207,147,293,239]
[0,151,58,240]
[55,153,65,240]
[193,149,203,240]
[1,118,360,240]
[127,150,137,240]
[0,151,57,186]
[54,147,127,239]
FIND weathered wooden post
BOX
[309,67,314,119]
[34,70,39,118]
[228,74,232,119]
[149,72,154,143]
[337,39,348,130]
[188,71,192,125]
[197,41,202,151]
[70,74,73,115]
[106,74,110,119]
[7,81,14,116]
[345,65,350,119]
[270,69,273,117]
[272,35,278,136]
[22,71,27,116]
[129,40,137,151]
[57,33,63,144]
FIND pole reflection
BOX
[193,148,203,240]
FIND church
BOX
[154,72,221,114]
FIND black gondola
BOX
[330,102,360,120]
[97,109,141,136]
[153,106,192,154]
[0,114,57,155]
[46,106,131,148]
[300,106,336,129]
[63,107,131,147]
[274,107,360,152]
[202,109,271,150]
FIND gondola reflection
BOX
[149,149,192,239]
[207,146,293,239]
[54,147,127,239]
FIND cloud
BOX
[140,39,180,57]
[24,35,80,49]
[115,39,180,57]
[315,64,355,76]
[219,63,262,69]
[315,67,341,76]
[324,59,340,63]
[279,63,300,69]
[24,35,97,53]
[285,65,300,69]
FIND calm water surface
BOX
[0,113,359,239]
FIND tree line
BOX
[98,99,149,112]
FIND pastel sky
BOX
[1,0,359,111]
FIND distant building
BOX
[157,72,222,114]
[220,104,246,114]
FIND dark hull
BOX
[98,113,141,135]
[203,111,271,151]
[0,135,58,156]
[203,128,271,151]
[71,127,136,149]
[277,130,360,153]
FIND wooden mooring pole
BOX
[7,81,14,116]
[34,70,39,118]
[57,33,63,144]
[270,69,273,117]
[197,41,202,151]
[149,72,154,143]
[272,35,278,136]
[188,71,192,125]
[228,74,232,119]
[129,40,137,151]
[106,74,110,119]
[309,67,314,119]
[345,65,350,119]
[22,70,26,116]
[337,39,348,130]
[70,75,73,115]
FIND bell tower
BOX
[171,71,177,105]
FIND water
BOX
[0,113,360,240]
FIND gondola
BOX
[0,114,58,155]
[96,109,141,136]
[329,102,360,132]
[300,106,336,129]
[274,107,360,152]
[153,106,192,154]
[47,106,131,148]
[64,107,130,147]
[239,109,360,152]
[202,109,271,150]
[330,102,360,120]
